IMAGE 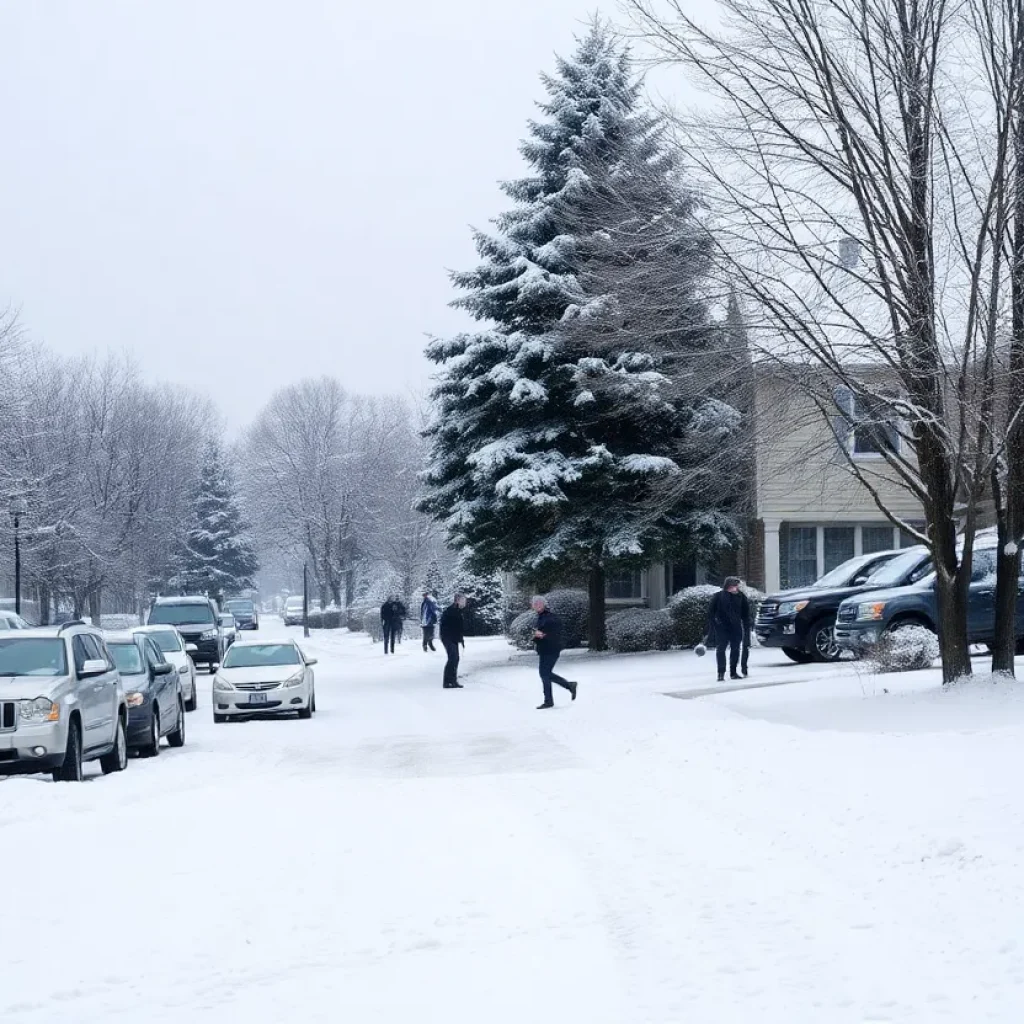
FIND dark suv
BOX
[756,547,933,663]
[223,598,259,630]
[147,596,224,671]
[835,545,1009,653]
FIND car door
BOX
[71,635,102,748]
[145,639,174,730]
[85,635,118,745]
[967,549,998,642]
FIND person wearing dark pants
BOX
[420,591,439,652]
[707,577,752,682]
[439,593,467,688]
[380,597,401,655]
[532,596,577,709]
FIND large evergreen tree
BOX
[421,22,743,649]
[169,440,258,600]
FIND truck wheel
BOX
[808,618,842,662]
[52,720,84,782]
[782,646,814,664]
[100,716,128,775]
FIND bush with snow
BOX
[306,608,323,629]
[507,610,538,650]
[346,603,371,631]
[868,625,939,673]
[322,607,342,629]
[362,609,383,642]
[606,608,675,653]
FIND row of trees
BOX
[419,23,750,650]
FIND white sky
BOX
[0,1,627,427]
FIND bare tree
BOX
[628,0,1024,681]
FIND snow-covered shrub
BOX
[868,625,939,673]
[322,607,342,629]
[545,589,589,648]
[453,566,505,636]
[667,585,720,647]
[507,610,538,650]
[347,603,371,631]
[606,608,674,653]
[362,608,383,642]
[306,608,323,629]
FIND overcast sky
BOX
[0,1,627,428]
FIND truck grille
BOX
[1,701,17,731]
[756,603,778,625]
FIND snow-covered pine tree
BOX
[168,440,258,601]
[451,557,505,636]
[420,21,743,649]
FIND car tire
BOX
[782,646,814,664]
[213,713,228,724]
[100,716,128,775]
[298,698,313,720]
[141,710,161,758]
[807,618,842,662]
[185,685,197,713]
[167,699,186,748]
[52,719,84,782]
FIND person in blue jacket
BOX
[420,590,439,652]
[532,595,578,709]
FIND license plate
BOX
[249,692,268,705]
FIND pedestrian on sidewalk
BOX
[394,598,408,645]
[439,593,467,688]
[380,596,403,655]
[706,577,752,683]
[532,595,577,709]
[420,590,439,651]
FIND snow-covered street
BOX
[3,625,1024,1023]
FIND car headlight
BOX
[283,670,305,688]
[201,629,218,640]
[777,600,809,617]
[857,601,887,621]
[213,674,234,691]
[125,692,146,708]
[19,697,59,722]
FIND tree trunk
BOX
[88,586,102,627]
[588,564,606,652]
[932,521,973,683]
[38,583,51,626]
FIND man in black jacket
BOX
[532,596,577,709]
[706,577,752,682]
[380,597,403,655]
[438,593,467,688]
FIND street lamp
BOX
[9,501,25,616]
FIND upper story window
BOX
[834,387,902,458]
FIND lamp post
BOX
[302,563,310,639]
[10,503,24,616]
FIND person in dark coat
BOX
[706,576,752,682]
[420,591,439,652]
[532,596,577,709]
[380,596,403,655]
[438,593,467,688]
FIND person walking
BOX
[706,576,752,682]
[393,598,408,645]
[439,593,467,688]
[532,596,577,709]
[420,590,439,652]
[380,596,402,655]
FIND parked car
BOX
[0,622,128,781]
[147,596,224,672]
[212,640,317,723]
[105,632,185,756]
[219,613,239,648]
[131,624,198,712]
[0,610,31,630]
[223,598,259,630]
[756,547,933,663]
[835,545,1006,654]
[282,596,304,626]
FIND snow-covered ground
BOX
[2,624,1024,1023]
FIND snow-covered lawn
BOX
[2,625,1023,1022]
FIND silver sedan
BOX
[211,640,317,723]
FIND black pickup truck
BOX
[756,547,932,663]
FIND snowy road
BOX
[3,626,1024,1022]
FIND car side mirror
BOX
[185,643,198,654]
[153,663,174,676]
[80,658,109,678]
[305,657,318,666]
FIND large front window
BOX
[108,643,144,676]
[0,638,68,676]
[605,569,644,601]
[780,523,925,589]
[149,604,215,627]
[222,644,301,669]
[145,629,183,654]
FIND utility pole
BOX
[302,562,310,639]
[13,511,21,617]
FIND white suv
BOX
[0,623,129,781]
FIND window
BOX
[72,636,90,674]
[823,527,855,574]
[82,635,108,668]
[900,526,925,548]
[851,396,901,457]
[971,549,997,584]
[109,643,144,676]
[783,526,819,589]
[862,525,896,554]
[606,570,644,601]
[148,602,215,626]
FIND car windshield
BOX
[285,598,303,610]
[225,600,253,613]
[0,613,30,630]
[149,603,215,626]
[863,548,930,587]
[108,643,144,675]
[222,643,301,669]
[219,614,235,627]
[812,554,891,590]
[144,629,182,653]
[0,637,69,676]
